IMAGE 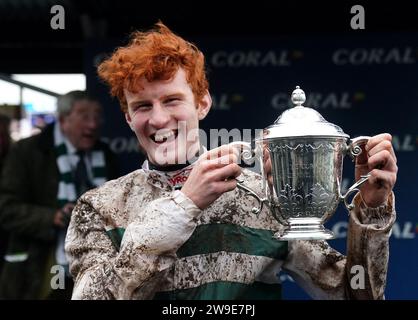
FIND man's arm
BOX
[0,142,57,242]
[282,192,395,299]
[65,190,201,299]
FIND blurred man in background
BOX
[0,91,119,299]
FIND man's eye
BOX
[134,104,152,110]
[165,98,180,104]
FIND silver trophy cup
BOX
[236,86,371,240]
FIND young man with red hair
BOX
[65,23,397,300]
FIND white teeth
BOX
[155,130,175,142]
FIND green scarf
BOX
[54,123,106,207]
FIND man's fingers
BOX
[201,144,240,161]
[367,138,397,163]
[62,203,76,215]
[202,153,238,170]
[356,133,396,166]
[365,133,394,156]
[213,163,242,181]
[367,168,397,189]
[367,150,398,172]
[216,179,238,194]
[365,133,392,150]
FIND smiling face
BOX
[124,68,211,166]
[60,99,102,151]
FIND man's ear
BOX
[197,91,212,120]
[58,114,67,131]
[58,115,64,126]
[125,112,134,131]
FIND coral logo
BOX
[210,50,303,68]
[271,91,365,110]
[332,47,416,65]
[392,134,416,152]
[102,137,140,154]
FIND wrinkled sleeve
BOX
[65,190,201,300]
[282,192,396,299]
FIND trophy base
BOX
[273,218,335,241]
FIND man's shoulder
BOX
[8,133,51,161]
[80,169,147,207]
[75,169,149,228]
[14,131,44,148]
[12,124,54,152]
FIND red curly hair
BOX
[98,22,209,113]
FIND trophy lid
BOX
[262,86,349,140]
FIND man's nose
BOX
[85,115,102,130]
[149,104,170,128]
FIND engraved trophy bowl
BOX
[235,86,371,241]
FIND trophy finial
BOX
[291,86,306,107]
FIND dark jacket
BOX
[0,123,119,299]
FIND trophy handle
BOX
[228,141,254,163]
[347,136,370,160]
[340,136,371,211]
[228,141,268,214]
[340,173,370,210]
[236,181,269,214]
